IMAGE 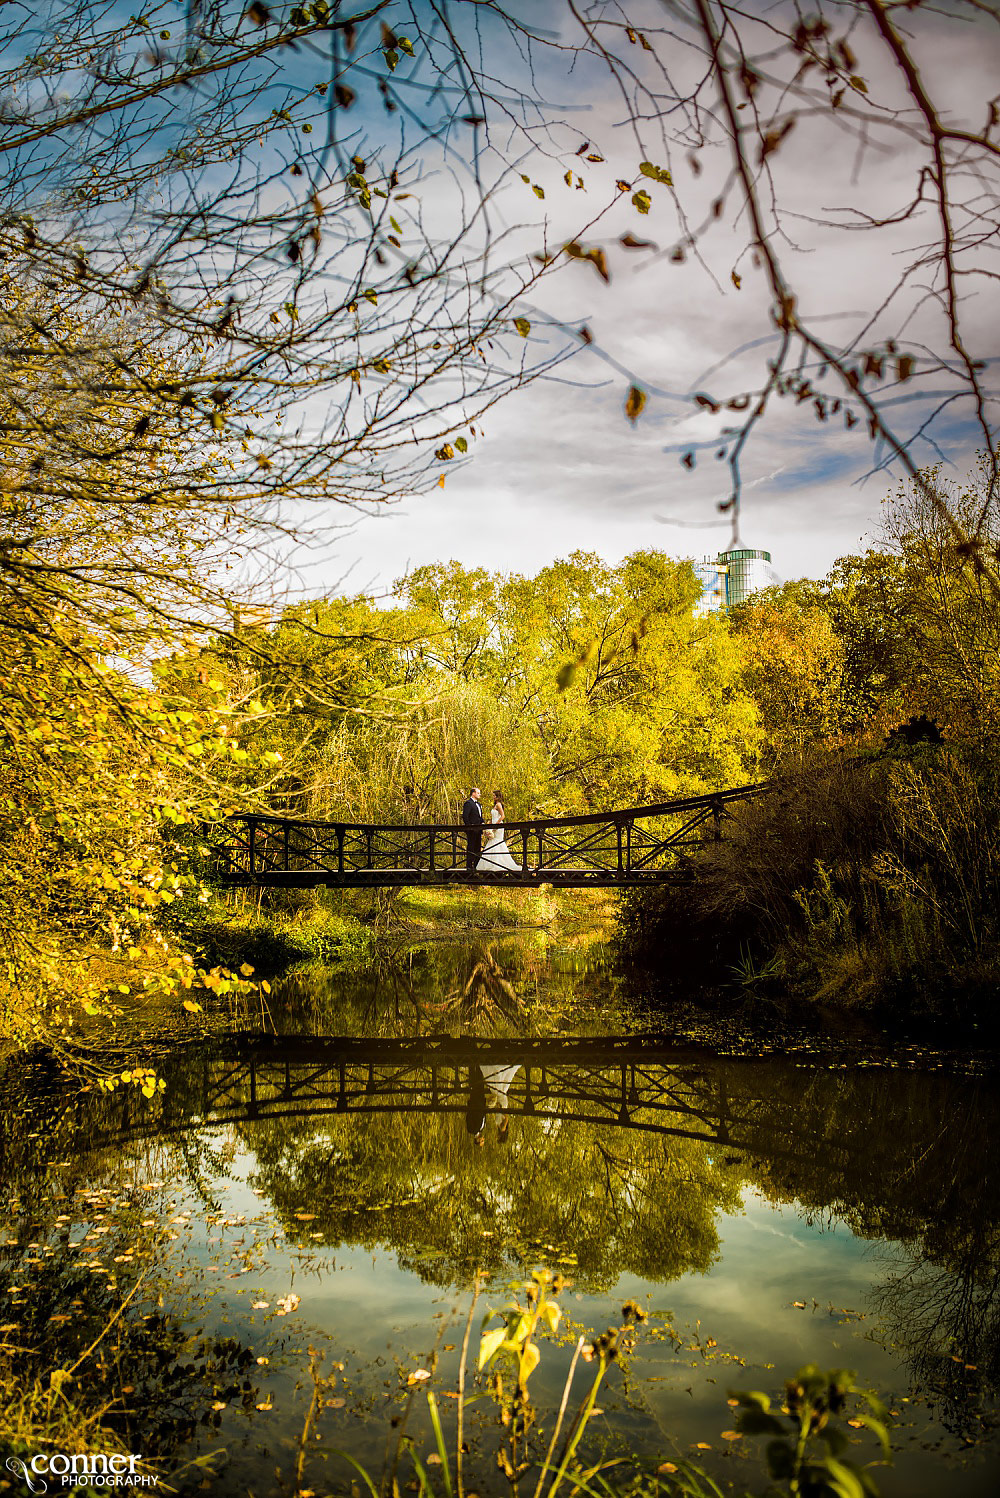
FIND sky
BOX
[297,0,1000,600]
[9,1,993,604]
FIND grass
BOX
[0,1357,119,1464]
[181,882,619,979]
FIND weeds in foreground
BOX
[327,1273,891,1498]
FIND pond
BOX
[1,934,998,1496]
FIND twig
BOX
[532,1336,585,1498]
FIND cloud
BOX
[295,1,1000,594]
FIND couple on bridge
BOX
[461,786,520,874]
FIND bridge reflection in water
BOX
[94,1034,806,1162]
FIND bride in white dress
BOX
[477,791,520,873]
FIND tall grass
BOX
[621,742,1000,1019]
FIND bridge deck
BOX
[227,867,685,890]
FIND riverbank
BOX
[617,744,1000,1039]
[180,883,618,978]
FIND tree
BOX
[730,582,848,756]
[227,550,760,826]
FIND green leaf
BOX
[852,1413,892,1461]
[632,190,651,214]
[819,1457,867,1498]
[398,36,414,55]
[817,1426,849,1456]
[639,161,672,185]
[454,436,468,453]
[478,1327,506,1370]
[539,1301,561,1334]
[384,48,398,70]
[730,1390,771,1412]
[513,316,531,337]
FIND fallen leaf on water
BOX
[426,1456,442,1466]
[847,1419,864,1429]
[257,1357,269,1366]
[252,1301,270,1310]
[720,1430,742,1441]
[695,1442,712,1450]
[212,1401,228,1411]
[407,1369,431,1385]
[325,1398,345,1409]
[255,1402,273,1411]
[657,1463,678,1475]
[276,1293,300,1315]
[294,1213,317,1222]
[726,1398,740,1407]
[792,1301,807,1309]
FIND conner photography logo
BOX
[5,1454,158,1491]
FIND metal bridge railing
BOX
[205,780,771,886]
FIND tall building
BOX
[693,556,728,616]
[694,546,774,615]
[718,546,774,608]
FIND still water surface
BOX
[1,935,998,1495]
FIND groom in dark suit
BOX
[462,785,484,871]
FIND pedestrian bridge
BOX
[207,781,769,889]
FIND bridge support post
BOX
[429,829,436,872]
[283,821,290,873]
[616,823,624,877]
[247,817,256,878]
[713,798,722,841]
[521,825,529,875]
[336,825,345,875]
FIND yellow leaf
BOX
[239,962,254,977]
[625,385,647,424]
[182,999,203,1013]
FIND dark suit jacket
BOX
[462,797,484,827]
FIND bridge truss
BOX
[207,781,769,889]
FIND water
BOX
[1,935,998,1495]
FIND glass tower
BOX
[694,547,774,614]
[717,547,773,608]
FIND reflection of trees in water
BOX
[3,1018,1000,1431]
[870,1233,1000,1444]
[271,936,616,1039]
[239,1100,740,1292]
[740,1066,1000,1432]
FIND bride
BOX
[477,790,520,873]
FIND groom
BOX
[462,785,484,871]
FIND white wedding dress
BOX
[477,807,519,872]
